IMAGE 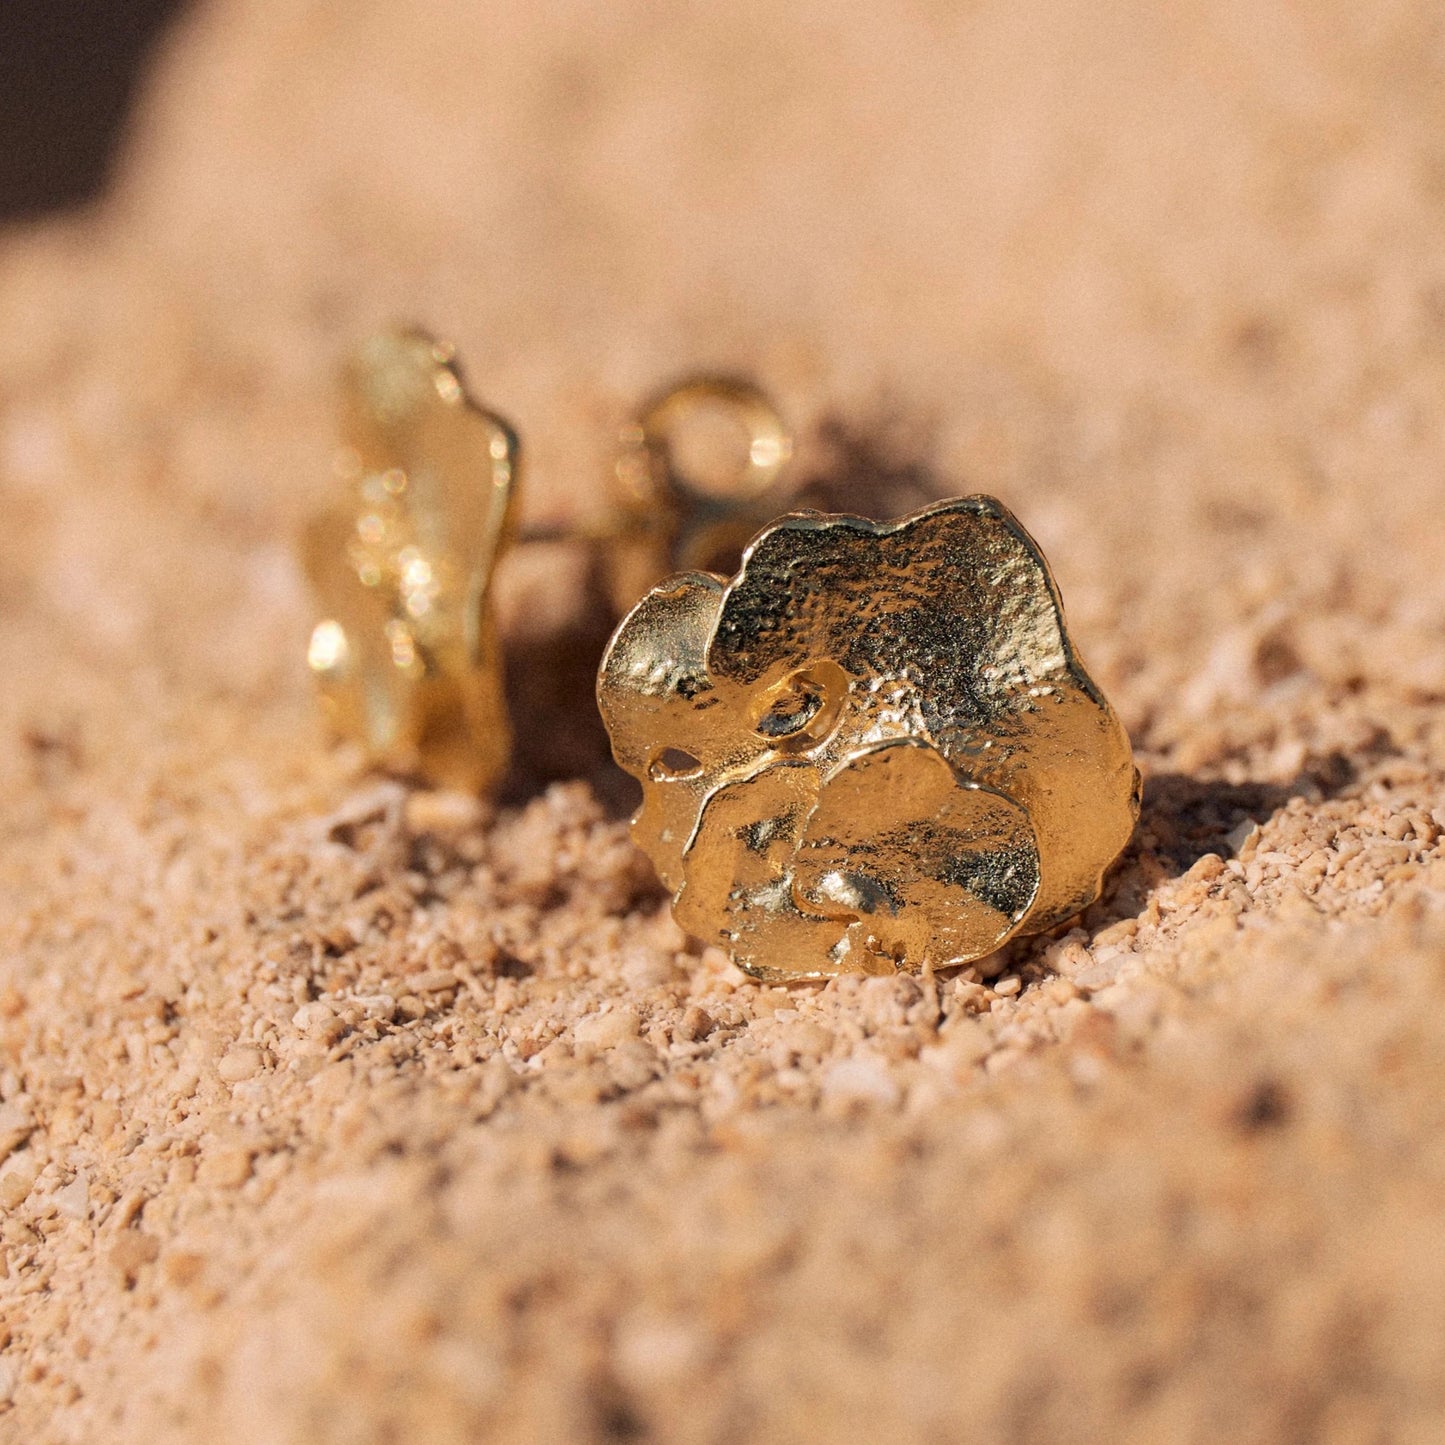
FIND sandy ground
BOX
[1,1,1444,1440]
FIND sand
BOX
[0,1,1444,1440]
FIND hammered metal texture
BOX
[597,496,1140,981]
[304,330,518,792]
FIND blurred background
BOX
[2,5,1445,1443]
[0,0,184,218]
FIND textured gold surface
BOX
[304,330,518,792]
[599,497,1140,980]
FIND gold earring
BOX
[304,328,518,794]
[595,384,1139,982]
[521,376,794,614]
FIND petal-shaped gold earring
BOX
[304,328,518,793]
[595,385,1139,982]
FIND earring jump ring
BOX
[628,375,793,508]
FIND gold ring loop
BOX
[624,377,792,508]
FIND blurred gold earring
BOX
[592,381,1140,982]
[304,328,518,794]
[521,376,795,614]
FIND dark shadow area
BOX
[1136,765,1347,877]
[500,551,638,813]
[792,418,949,518]
[1155,741,1359,872]
[1065,750,1359,939]
[0,0,189,220]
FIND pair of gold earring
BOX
[306,328,1139,983]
